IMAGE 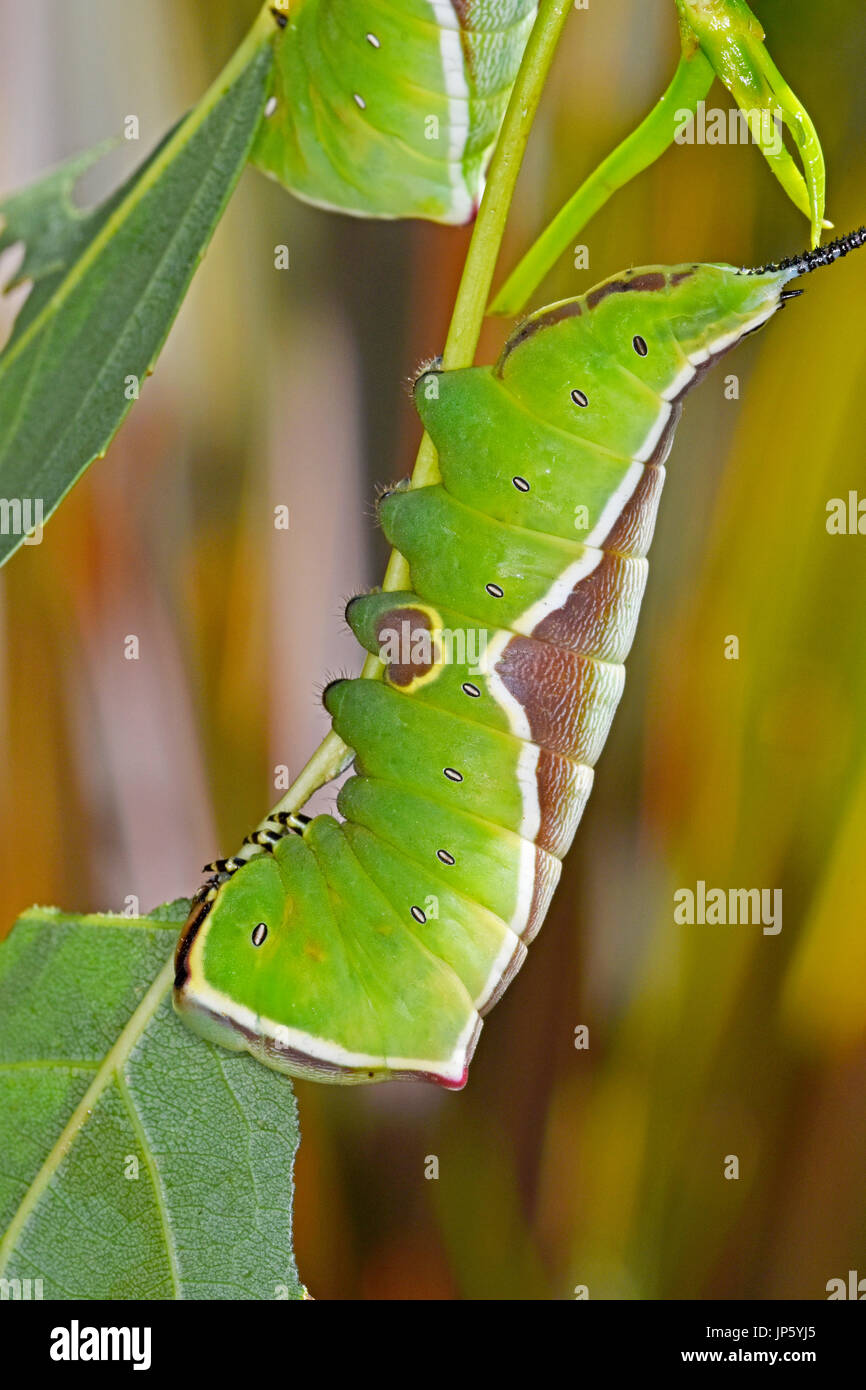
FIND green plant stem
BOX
[490,48,716,316]
[253,0,573,840]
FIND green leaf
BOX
[0,32,273,568]
[0,905,303,1300]
[675,0,827,245]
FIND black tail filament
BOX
[749,226,866,278]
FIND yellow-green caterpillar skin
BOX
[174,237,864,1087]
[251,0,538,222]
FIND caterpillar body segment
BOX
[252,0,538,223]
[347,592,627,765]
[175,244,862,1087]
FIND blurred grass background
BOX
[1,0,865,1299]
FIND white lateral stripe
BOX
[427,0,461,29]
[686,304,778,365]
[584,459,645,546]
[515,741,541,841]
[477,630,540,936]
[428,1,473,220]
[481,630,532,740]
[514,549,603,633]
[509,835,537,936]
[633,400,673,463]
[187,969,480,1083]
[488,538,612,938]
[662,362,697,400]
[475,931,525,1011]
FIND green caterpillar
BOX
[174,230,865,1088]
[252,0,538,222]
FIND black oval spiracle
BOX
[437,849,456,866]
[443,767,463,783]
[410,905,427,925]
[485,582,504,598]
[462,681,481,698]
[633,334,649,357]
[512,476,530,492]
[251,922,268,947]
[570,388,589,407]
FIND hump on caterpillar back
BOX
[494,263,789,422]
